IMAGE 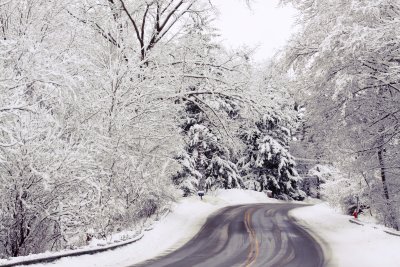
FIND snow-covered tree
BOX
[238,111,305,200]
[281,0,400,228]
[173,95,242,195]
[0,0,184,256]
[165,20,249,195]
[0,0,101,256]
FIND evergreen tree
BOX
[173,97,242,195]
[238,111,305,200]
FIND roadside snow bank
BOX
[3,189,277,267]
[290,203,400,267]
[207,188,282,205]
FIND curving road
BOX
[131,203,326,267]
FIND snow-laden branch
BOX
[0,141,18,147]
[0,106,36,113]
[361,61,400,93]
[0,0,11,7]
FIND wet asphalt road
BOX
[131,203,325,267]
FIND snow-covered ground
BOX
[4,192,399,267]
[2,189,281,267]
[290,203,400,267]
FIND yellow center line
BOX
[241,208,260,267]
[243,211,253,266]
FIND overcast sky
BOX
[212,0,298,62]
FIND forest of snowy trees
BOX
[0,0,304,258]
[278,0,400,230]
[1,0,399,259]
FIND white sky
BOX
[212,0,298,62]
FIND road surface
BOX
[131,203,326,267]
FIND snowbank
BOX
[1,189,278,267]
[290,203,400,267]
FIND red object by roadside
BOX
[353,210,358,219]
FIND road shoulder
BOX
[290,203,400,267]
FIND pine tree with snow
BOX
[173,96,242,195]
[238,111,305,200]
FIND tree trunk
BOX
[361,172,373,216]
[377,146,399,230]
[377,148,390,201]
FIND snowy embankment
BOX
[1,189,281,267]
[290,203,400,267]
